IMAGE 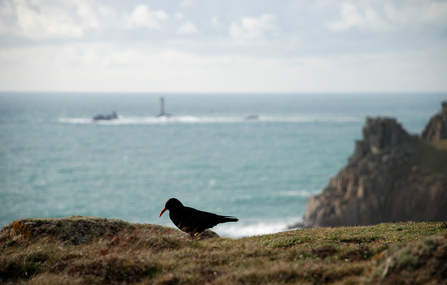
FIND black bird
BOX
[159,198,238,235]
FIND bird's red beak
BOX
[159,207,167,218]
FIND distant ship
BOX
[92,111,118,121]
[244,114,259,120]
[157,97,172,117]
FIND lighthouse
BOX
[157,97,172,117]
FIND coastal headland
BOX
[302,101,447,228]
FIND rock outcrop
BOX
[422,101,447,141]
[302,103,447,228]
[0,216,219,245]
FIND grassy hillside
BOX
[1,217,447,284]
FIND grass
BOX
[1,218,447,284]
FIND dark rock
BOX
[422,101,447,141]
[302,108,447,228]
[349,117,413,166]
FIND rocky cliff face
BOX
[422,101,447,141]
[302,103,447,228]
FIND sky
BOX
[0,0,446,93]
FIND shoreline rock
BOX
[422,101,447,141]
[301,102,447,228]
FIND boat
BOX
[244,114,259,120]
[92,111,118,121]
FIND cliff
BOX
[422,101,447,141]
[302,102,447,228]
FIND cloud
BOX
[384,1,447,26]
[211,16,220,28]
[328,1,447,32]
[179,0,195,8]
[229,14,277,39]
[174,12,185,20]
[327,3,390,32]
[177,21,200,34]
[2,42,445,93]
[126,4,168,29]
[0,1,445,93]
[0,0,99,40]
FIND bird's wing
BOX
[181,207,236,228]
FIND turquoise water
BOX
[0,93,445,237]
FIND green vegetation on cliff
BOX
[1,217,447,284]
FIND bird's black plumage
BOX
[159,198,238,234]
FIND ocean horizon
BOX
[0,92,445,237]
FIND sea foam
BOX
[216,217,303,238]
[58,115,361,125]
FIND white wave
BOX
[278,190,314,197]
[260,116,360,123]
[59,117,93,124]
[216,217,302,238]
[59,116,242,125]
[59,115,361,125]
[231,190,316,203]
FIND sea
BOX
[0,93,445,237]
